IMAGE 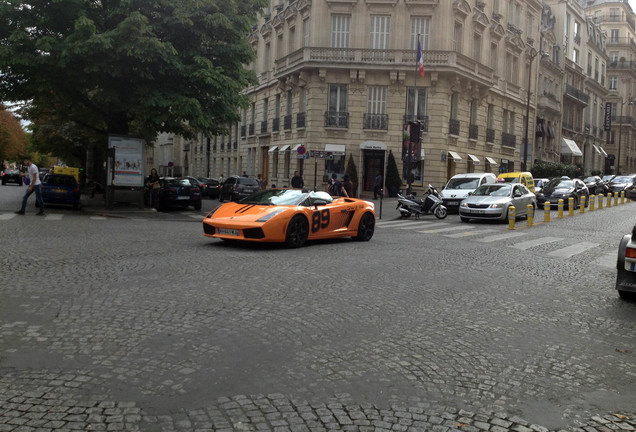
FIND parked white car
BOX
[440,173,497,212]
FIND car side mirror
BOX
[514,191,522,197]
[313,199,328,208]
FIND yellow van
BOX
[497,171,535,193]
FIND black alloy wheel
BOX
[355,212,375,241]
[285,215,309,248]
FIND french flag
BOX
[417,39,425,77]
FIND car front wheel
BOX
[285,215,309,248]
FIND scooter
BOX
[396,184,448,219]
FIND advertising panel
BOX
[107,136,145,187]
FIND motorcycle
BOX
[396,184,448,219]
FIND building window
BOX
[453,22,463,53]
[610,29,619,43]
[411,16,431,49]
[365,86,388,130]
[473,32,482,62]
[303,18,310,47]
[326,84,348,128]
[370,15,390,50]
[331,14,350,48]
[610,76,618,90]
[288,27,295,53]
[490,43,498,75]
[406,88,428,126]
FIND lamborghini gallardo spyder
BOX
[202,189,375,248]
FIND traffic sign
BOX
[297,145,306,156]
[309,150,333,159]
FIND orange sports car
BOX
[202,189,375,247]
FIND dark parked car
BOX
[219,176,261,202]
[199,177,221,198]
[582,175,606,195]
[607,175,636,195]
[536,177,589,209]
[2,168,22,186]
[39,174,81,209]
[157,177,202,211]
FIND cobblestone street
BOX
[1,187,635,431]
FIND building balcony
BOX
[449,119,460,136]
[296,112,306,128]
[486,128,495,144]
[502,133,516,148]
[564,84,589,106]
[248,123,255,136]
[403,115,429,132]
[363,113,388,130]
[325,111,349,128]
[469,124,479,140]
[283,115,292,130]
[241,125,246,137]
[274,48,494,86]
[596,15,635,32]
[260,121,268,134]
[272,117,280,132]
[608,59,636,71]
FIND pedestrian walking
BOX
[257,174,264,189]
[291,170,304,189]
[15,156,45,215]
[374,171,383,200]
[146,168,160,211]
[327,173,348,197]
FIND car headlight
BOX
[460,202,468,208]
[256,209,286,222]
[490,203,502,208]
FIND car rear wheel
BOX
[285,215,309,248]
[355,212,375,241]
[619,290,635,300]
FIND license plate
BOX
[243,189,253,193]
[447,202,458,206]
[218,228,239,236]
[177,196,189,200]
[630,262,636,272]
[471,209,484,214]
[53,188,66,193]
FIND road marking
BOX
[189,214,204,220]
[547,242,599,258]
[444,229,498,238]
[476,232,527,243]
[418,225,475,233]
[596,251,617,269]
[509,237,563,250]
[376,220,433,228]
[0,213,17,220]
[44,214,63,221]
[90,216,108,220]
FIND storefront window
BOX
[403,161,422,184]
[325,155,345,180]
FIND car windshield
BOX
[164,179,190,187]
[238,178,260,186]
[45,175,76,186]
[498,177,519,183]
[472,184,511,196]
[240,189,334,205]
[546,179,573,189]
[583,176,597,183]
[602,175,614,182]
[612,176,633,183]
[444,178,479,189]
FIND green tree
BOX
[345,153,359,197]
[0,0,266,154]
[385,150,401,197]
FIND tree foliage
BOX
[385,150,402,192]
[0,105,27,162]
[0,0,267,154]
[345,152,358,197]
[531,161,579,179]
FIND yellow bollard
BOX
[590,194,595,211]
[527,204,534,226]
[508,205,516,230]
[615,192,619,206]
[608,193,613,207]
[621,191,625,205]
[568,197,575,216]
[544,201,550,222]
[598,193,604,209]
[558,199,564,218]
[580,195,586,213]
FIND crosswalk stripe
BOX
[510,237,563,250]
[376,220,433,228]
[0,213,17,220]
[189,214,204,220]
[44,214,63,221]
[444,229,498,238]
[597,251,618,269]
[547,242,599,258]
[90,216,107,220]
[476,232,527,243]
[417,225,475,234]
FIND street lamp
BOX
[522,46,548,172]
[616,97,634,175]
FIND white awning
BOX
[468,154,481,165]
[420,148,426,160]
[268,146,278,153]
[325,144,346,155]
[561,138,583,157]
[485,157,498,166]
[592,145,601,155]
[292,144,303,151]
[599,146,608,157]
[360,141,387,150]
[448,151,462,161]
[278,145,290,153]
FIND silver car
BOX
[459,183,537,222]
